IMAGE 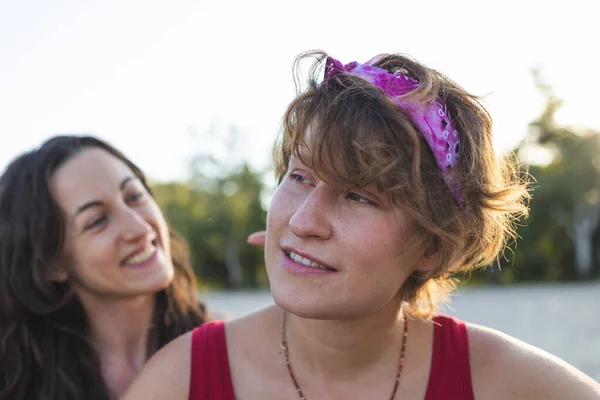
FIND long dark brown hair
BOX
[275,51,530,318]
[0,135,207,400]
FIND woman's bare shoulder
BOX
[121,330,194,400]
[121,305,280,400]
[226,304,281,338]
[467,322,600,400]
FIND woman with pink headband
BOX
[124,51,599,399]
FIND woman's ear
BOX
[48,262,69,283]
[414,238,439,274]
[415,256,435,273]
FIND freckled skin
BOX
[265,156,422,320]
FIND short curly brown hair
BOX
[273,50,530,318]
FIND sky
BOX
[1,0,598,184]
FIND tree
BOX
[151,125,269,288]
[508,70,600,280]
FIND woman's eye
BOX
[347,192,378,206]
[289,172,310,184]
[86,215,107,230]
[127,191,144,203]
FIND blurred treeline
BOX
[152,149,269,289]
[151,76,600,288]
[496,72,600,283]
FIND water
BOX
[200,282,600,381]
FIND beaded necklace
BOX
[280,311,408,400]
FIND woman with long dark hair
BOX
[0,135,207,399]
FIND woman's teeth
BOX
[124,244,156,265]
[287,251,329,270]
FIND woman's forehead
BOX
[50,149,134,211]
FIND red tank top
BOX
[189,314,474,399]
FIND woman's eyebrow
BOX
[73,176,135,219]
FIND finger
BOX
[247,231,266,246]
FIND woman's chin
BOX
[129,261,175,295]
[149,264,175,291]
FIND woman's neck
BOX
[81,292,155,357]
[77,291,156,398]
[281,297,406,382]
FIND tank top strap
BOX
[189,321,235,400]
[425,314,475,400]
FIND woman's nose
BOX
[289,186,332,240]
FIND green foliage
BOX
[499,71,600,281]
[152,163,268,289]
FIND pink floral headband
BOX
[324,55,465,207]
